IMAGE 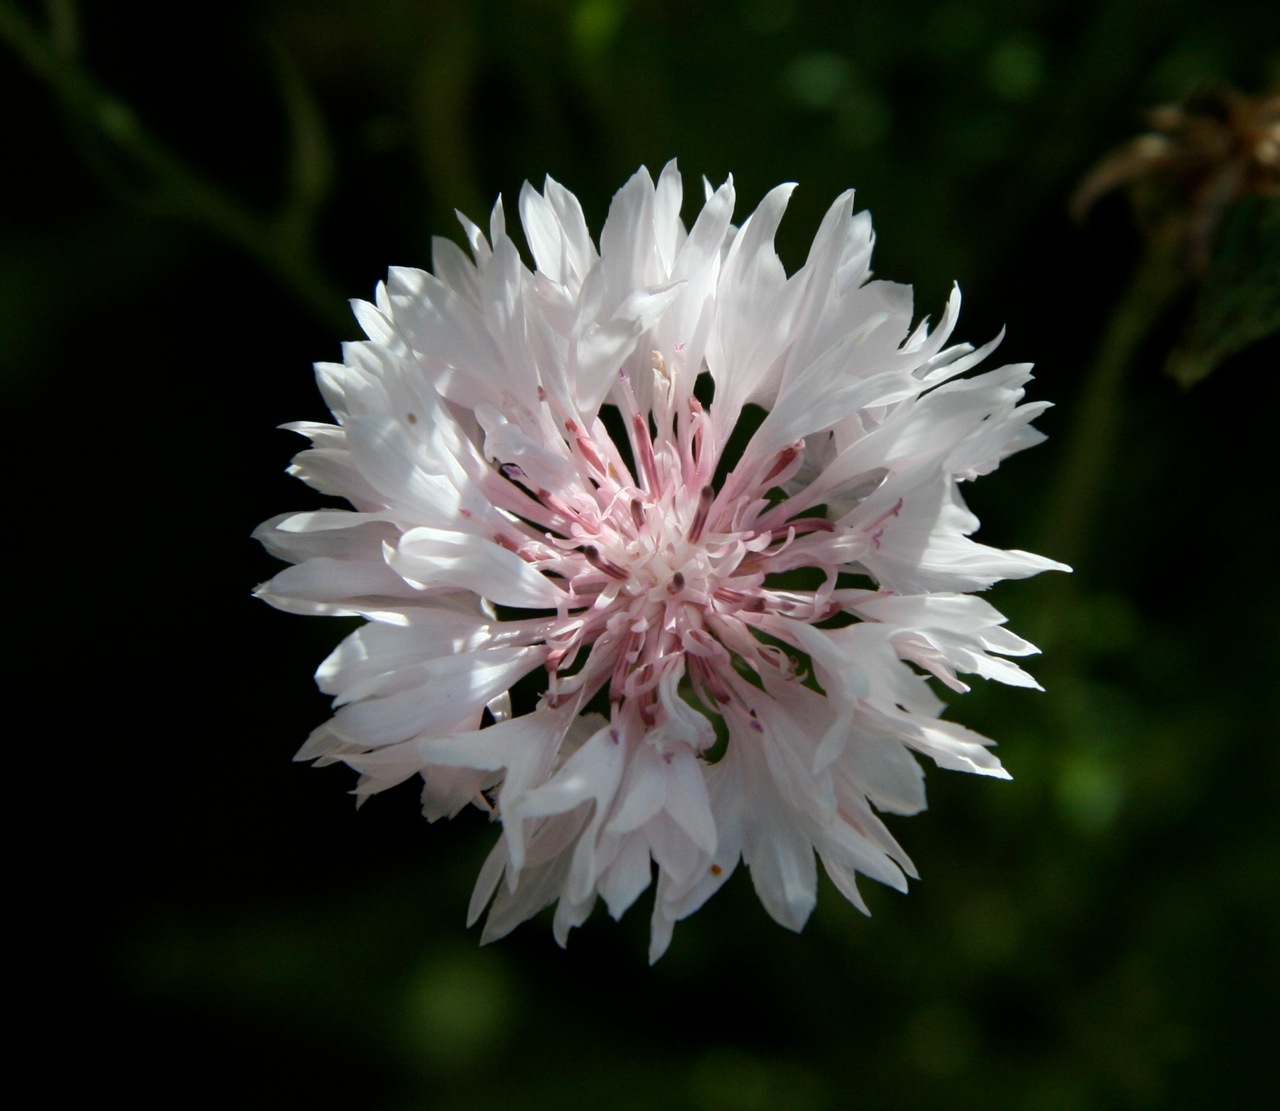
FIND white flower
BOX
[255,163,1068,962]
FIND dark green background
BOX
[8,1,1277,1107]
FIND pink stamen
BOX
[539,488,581,523]
[688,484,715,543]
[761,441,804,486]
[633,414,661,493]
[864,497,904,533]
[574,432,608,478]
[774,517,836,536]
[581,545,629,581]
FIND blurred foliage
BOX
[1167,195,1280,384]
[7,0,1277,1107]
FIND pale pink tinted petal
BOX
[390,527,567,609]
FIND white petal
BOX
[331,644,545,748]
[900,716,1012,779]
[599,834,653,920]
[390,527,567,609]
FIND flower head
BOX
[1071,85,1280,273]
[256,164,1067,961]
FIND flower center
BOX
[490,354,866,743]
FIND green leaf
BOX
[1166,196,1280,386]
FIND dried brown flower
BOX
[1072,86,1279,273]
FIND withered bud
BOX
[1072,85,1279,274]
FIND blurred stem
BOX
[43,0,77,54]
[0,0,349,333]
[1033,241,1187,644]
[409,6,485,231]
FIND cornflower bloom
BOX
[256,164,1066,961]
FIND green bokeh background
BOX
[9,1,1277,1106]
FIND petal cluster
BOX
[256,163,1066,961]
